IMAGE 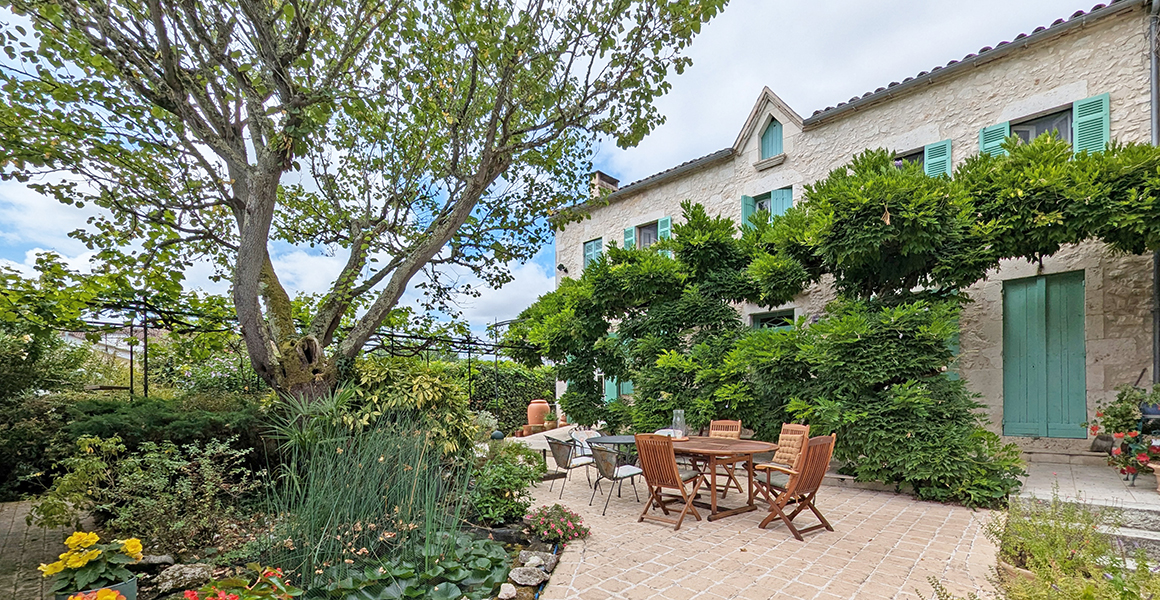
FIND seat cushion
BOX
[772,433,805,466]
[678,469,700,482]
[569,456,595,468]
[614,465,643,479]
[763,470,790,490]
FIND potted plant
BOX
[39,532,143,600]
[544,411,558,429]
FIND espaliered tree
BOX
[0,0,728,398]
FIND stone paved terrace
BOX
[0,501,68,600]
[529,459,998,600]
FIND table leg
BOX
[710,456,719,516]
[746,454,755,507]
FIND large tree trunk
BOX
[233,167,338,401]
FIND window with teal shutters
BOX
[1072,93,1110,154]
[741,196,756,230]
[603,375,619,402]
[979,122,1010,156]
[583,238,602,269]
[623,227,634,249]
[657,216,672,258]
[760,118,783,160]
[923,139,952,177]
[770,187,793,217]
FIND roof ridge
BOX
[805,0,1141,123]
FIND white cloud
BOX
[0,180,104,254]
[594,0,1101,184]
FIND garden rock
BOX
[154,563,215,592]
[523,556,544,569]
[498,583,518,599]
[508,566,549,586]
[518,550,557,573]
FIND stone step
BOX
[1021,448,1108,466]
[1105,525,1160,561]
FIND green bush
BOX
[28,435,262,556]
[470,441,545,526]
[443,361,555,435]
[730,299,1025,507]
[0,324,92,401]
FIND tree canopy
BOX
[0,0,728,396]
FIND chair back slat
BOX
[635,434,683,489]
[784,434,835,499]
[771,423,810,467]
[708,420,742,440]
[590,445,621,479]
[546,437,575,468]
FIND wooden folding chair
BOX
[753,423,810,494]
[695,420,744,498]
[635,434,705,531]
[756,434,836,541]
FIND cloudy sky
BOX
[0,0,1102,335]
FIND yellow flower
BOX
[65,531,100,550]
[94,589,126,600]
[37,561,65,577]
[64,549,101,569]
[119,538,143,560]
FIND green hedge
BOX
[442,360,554,435]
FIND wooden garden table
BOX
[672,436,777,521]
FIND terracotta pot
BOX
[545,420,559,430]
[1150,462,1160,493]
[522,425,533,437]
[527,399,550,426]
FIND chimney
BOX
[590,170,619,199]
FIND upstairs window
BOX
[637,222,659,249]
[741,187,793,229]
[583,238,602,269]
[1012,109,1072,145]
[760,118,783,160]
[894,149,924,168]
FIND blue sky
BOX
[0,0,1100,335]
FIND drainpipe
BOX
[1152,0,1160,384]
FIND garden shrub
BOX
[470,440,546,526]
[524,504,590,546]
[0,323,92,401]
[29,435,263,555]
[354,355,477,454]
[0,390,72,499]
[443,360,555,435]
[730,299,1025,507]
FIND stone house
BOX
[553,0,1159,453]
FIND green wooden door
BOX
[1003,272,1086,438]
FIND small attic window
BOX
[760,118,783,160]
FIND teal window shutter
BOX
[583,238,602,269]
[619,380,633,396]
[741,195,756,230]
[770,187,793,217]
[979,122,1010,156]
[923,139,952,177]
[1073,93,1110,154]
[603,376,618,402]
[657,216,672,258]
[623,227,635,249]
[760,119,783,160]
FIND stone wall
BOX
[554,5,1155,448]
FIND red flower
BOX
[1129,431,1140,438]
[1097,411,1104,417]
[1139,453,1150,463]
[1114,432,1126,439]
[1127,466,1139,474]
[1090,425,1100,434]
[1113,447,1123,455]
[184,592,199,600]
